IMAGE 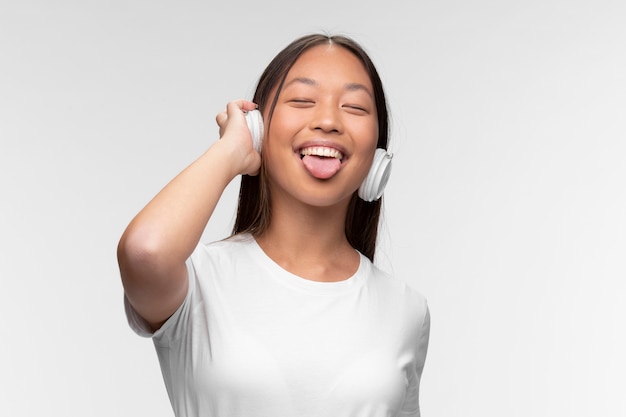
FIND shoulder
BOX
[365,259,428,303]
[199,232,255,252]
[190,233,256,265]
[363,258,429,322]
[185,233,273,295]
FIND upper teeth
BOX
[300,147,344,160]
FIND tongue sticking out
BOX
[302,155,341,179]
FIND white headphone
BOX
[246,110,392,202]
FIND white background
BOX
[1,1,625,416]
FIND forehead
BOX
[284,44,373,89]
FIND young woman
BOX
[118,33,430,417]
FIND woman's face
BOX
[263,44,379,208]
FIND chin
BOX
[296,188,356,209]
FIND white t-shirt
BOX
[125,234,430,417]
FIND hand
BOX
[215,99,262,176]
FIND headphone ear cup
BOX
[245,110,264,153]
[358,148,393,202]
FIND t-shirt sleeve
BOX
[123,257,196,343]
[400,301,431,416]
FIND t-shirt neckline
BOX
[246,235,368,296]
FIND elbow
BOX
[117,225,188,329]
[117,225,171,286]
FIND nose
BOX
[310,102,343,134]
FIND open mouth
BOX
[298,146,345,179]
[299,146,344,161]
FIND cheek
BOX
[266,108,303,145]
[354,119,379,152]
[264,113,296,153]
[351,120,379,179]
[261,110,298,177]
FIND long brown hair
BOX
[231,33,390,262]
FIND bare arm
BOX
[117,100,261,331]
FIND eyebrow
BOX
[284,77,374,98]
[285,77,317,88]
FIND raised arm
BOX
[117,100,261,331]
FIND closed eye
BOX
[342,104,369,114]
[289,99,315,107]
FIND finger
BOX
[241,100,258,112]
[215,111,227,127]
[226,99,258,116]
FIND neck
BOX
[255,197,359,282]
